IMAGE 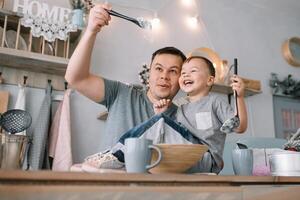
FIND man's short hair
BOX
[184,56,216,77]
[151,47,186,63]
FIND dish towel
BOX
[15,84,26,135]
[28,83,52,170]
[49,89,73,171]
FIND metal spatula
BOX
[220,58,240,133]
[106,9,152,29]
[84,0,152,29]
[0,109,32,134]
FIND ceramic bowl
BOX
[149,144,208,174]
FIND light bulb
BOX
[151,17,160,29]
[187,15,198,29]
[181,0,194,7]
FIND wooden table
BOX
[0,170,300,200]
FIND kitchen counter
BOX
[0,170,300,200]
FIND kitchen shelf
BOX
[0,8,81,90]
[212,83,261,97]
[0,47,68,75]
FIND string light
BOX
[186,15,198,29]
[151,12,160,29]
[181,0,195,7]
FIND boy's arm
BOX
[235,96,247,133]
[153,99,171,114]
[231,76,248,133]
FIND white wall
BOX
[2,0,300,163]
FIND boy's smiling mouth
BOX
[183,80,194,86]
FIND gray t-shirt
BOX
[176,93,234,173]
[100,78,177,148]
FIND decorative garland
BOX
[138,64,150,88]
[21,15,77,42]
[269,73,300,97]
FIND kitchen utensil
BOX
[0,109,32,134]
[284,128,300,151]
[0,91,9,114]
[106,9,152,29]
[220,58,240,133]
[84,0,152,29]
[236,142,248,149]
[269,151,300,176]
[0,133,28,169]
[149,144,208,174]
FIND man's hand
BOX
[230,75,245,97]
[153,99,171,114]
[86,3,112,34]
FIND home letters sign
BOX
[13,0,72,22]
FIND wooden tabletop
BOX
[0,170,300,186]
[1,170,300,200]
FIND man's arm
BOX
[65,4,111,102]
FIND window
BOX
[273,95,300,139]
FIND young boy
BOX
[153,53,247,173]
[82,52,247,174]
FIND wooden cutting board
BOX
[0,91,9,113]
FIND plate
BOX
[31,38,55,55]
[42,42,55,56]
[4,30,27,50]
[0,26,3,44]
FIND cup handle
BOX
[146,145,162,170]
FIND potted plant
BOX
[69,0,85,28]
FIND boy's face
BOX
[147,54,182,102]
[179,58,214,96]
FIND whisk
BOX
[84,0,152,29]
[284,128,300,151]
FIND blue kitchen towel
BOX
[111,113,208,158]
[28,82,52,170]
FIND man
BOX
[65,3,186,148]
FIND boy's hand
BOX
[230,75,245,97]
[153,99,171,114]
[86,3,112,34]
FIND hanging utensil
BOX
[220,58,240,133]
[0,109,32,134]
[84,0,152,29]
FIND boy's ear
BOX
[207,76,215,87]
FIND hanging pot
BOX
[269,151,300,176]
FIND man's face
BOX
[147,54,183,102]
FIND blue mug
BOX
[124,138,162,173]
